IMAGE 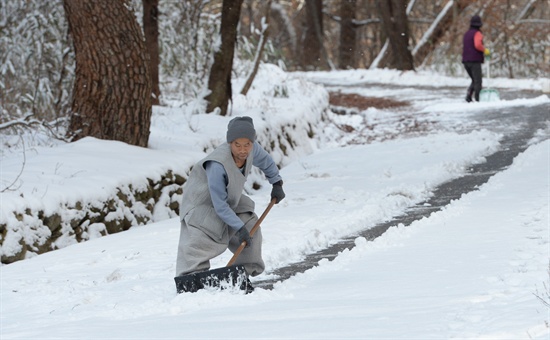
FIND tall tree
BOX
[301,0,323,69]
[376,0,415,71]
[63,0,152,147]
[339,0,357,69]
[143,0,161,105]
[205,0,244,116]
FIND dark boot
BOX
[465,89,473,102]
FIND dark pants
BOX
[463,62,483,102]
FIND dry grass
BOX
[329,92,410,111]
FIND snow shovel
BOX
[174,198,276,294]
[480,55,500,102]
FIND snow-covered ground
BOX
[1,67,549,339]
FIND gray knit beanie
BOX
[226,116,256,143]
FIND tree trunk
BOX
[301,0,323,69]
[205,0,244,116]
[143,0,160,105]
[339,0,357,69]
[63,0,152,147]
[376,0,415,71]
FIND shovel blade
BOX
[174,264,252,294]
[480,89,500,102]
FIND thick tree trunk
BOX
[301,0,323,69]
[63,0,152,147]
[143,0,160,105]
[339,0,357,69]
[377,0,415,71]
[205,0,244,115]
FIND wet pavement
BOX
[254,84,549,290]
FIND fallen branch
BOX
[0,114,70,142]
[0,113,41,130]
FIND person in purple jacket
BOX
[462,14,491,102]
[176,116,285,280]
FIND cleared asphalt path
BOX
[255,85,549,289]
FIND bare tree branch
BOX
[241,0,272,96]
[0,114,71,142]
[0,113,40,130]
[1,136,26,193]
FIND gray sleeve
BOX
[252,142,282,184]
[204,161,245,231]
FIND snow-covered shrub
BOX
[0,0,73,141]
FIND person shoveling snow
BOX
[462,14,491,102]
[174,116,285,293]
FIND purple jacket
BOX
[462,28,484,63]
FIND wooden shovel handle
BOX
[226,198,277,267]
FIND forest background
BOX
[1,0,548,153]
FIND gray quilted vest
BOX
[179,143,255,241]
